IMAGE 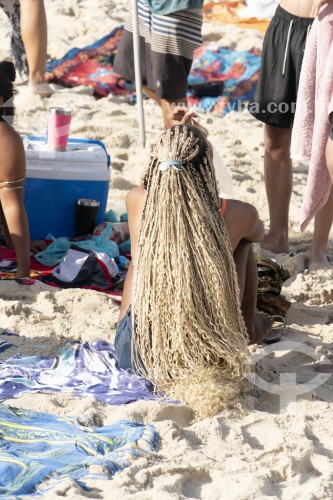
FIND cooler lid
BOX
[23,136,111,167]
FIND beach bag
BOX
[256,255,291,317]
[52,245,118,290]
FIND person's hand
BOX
[169,105,209,136]
[30,240,48,254]
[169,105,197,127]
[311,0,328,17]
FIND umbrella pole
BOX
[132,0,146,147]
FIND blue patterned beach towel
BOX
[0,404,159,497]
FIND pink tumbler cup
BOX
[47,107,72,151]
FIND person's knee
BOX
[264,125,291,160]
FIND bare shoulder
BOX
[0,124,23,150]
[126,186,146,214]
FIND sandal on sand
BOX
[256,255,291,317]
[264,315,287,345]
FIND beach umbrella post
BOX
[132,0,146,147]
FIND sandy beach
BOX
[0,1,333,498]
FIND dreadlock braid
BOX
[133,125,249,419]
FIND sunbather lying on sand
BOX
[114,108,279,417]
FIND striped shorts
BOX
[114,0,203,100]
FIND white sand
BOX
[0,1,333,498]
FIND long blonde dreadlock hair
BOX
[133,125,249,419]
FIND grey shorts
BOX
[113,0,203,100]
[249,6,313,128]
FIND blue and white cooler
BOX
[24,137,111,240]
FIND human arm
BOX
[311,0,328,17]
[118,186,146,321]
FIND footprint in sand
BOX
[242,421,284,450]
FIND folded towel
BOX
[290,3,333,231]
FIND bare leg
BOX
[309,193,333,268]
[308,136,333,269]
[0,190,30,278]
[142,86,187,128]
[326,135,333,183]
[143,85,161,106]
[312,141,333,368]
[19,0,47,88]
[261,125,292,254]
[233,239,270,344]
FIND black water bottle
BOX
[75,199,100,237]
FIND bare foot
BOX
[308,248,331,272]
[260,233,289,254]
[250,312,286,345]
[29,82,55,98]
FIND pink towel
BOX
[290,3,333,232]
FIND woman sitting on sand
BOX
[0,62,46,273]
[114,110,273,417]
[0,61,31,278]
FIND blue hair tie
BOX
[160,161,183,172]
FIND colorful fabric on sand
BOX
[46,27,261,117]
[35,223,120,267]
[0,245,53,281]
[203,1,275,34]
[0,330,17,355]
[45,26,131,98]
[0,245,126,302]
[0,335,158,405]
[0,404,159,497]
[187,43,261,115]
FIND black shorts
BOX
[114,0,203,100]
[249,6,313,129]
